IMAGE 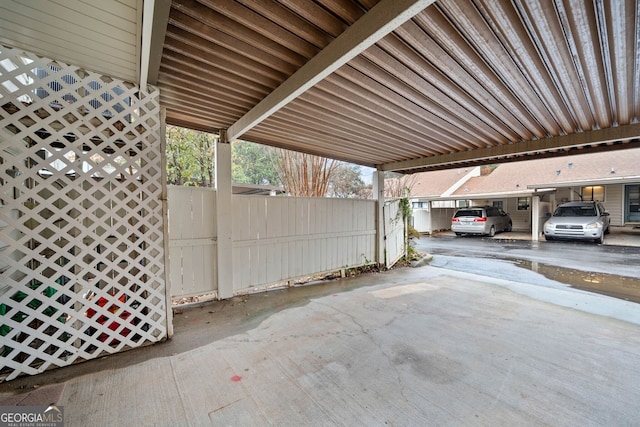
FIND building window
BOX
[517,197,530,210]
[412,201,428,209]
[492,201,504,209]
[457,200,469,208]
[581,186,605,202]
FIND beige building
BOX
[410,149,640,238]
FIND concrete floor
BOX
[2,265,640,426]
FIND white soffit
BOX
[0,0,142,83]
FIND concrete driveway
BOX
[2,264,639,426]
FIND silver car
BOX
[543,201,610,244]
[451,206,512,237]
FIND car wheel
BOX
[604,226,610,235]
[544,235,553,241]
[595,234,604,244]
[505,222,512,232]
[455,232,462,237]
[488,226,495,237]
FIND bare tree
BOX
[273,150,338,197]
[384,173,418,198]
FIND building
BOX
[410,149,640,238]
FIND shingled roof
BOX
[411,148,640,198]
[410,167,478,197]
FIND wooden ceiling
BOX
[2,0,639,173]
[157,0,640,173]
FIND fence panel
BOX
[231,196,376,294]
[167,187,217,299]
[167,192,380,299]
[384,199,405,267]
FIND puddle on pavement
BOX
[514,260,640,304]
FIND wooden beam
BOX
[381,123,640,172]
[140,0,171,88]
[226,0,436,141]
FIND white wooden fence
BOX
[384,199,405,267]
[232,196,376,293]
[167,188,400,300]
[167,187,217,298]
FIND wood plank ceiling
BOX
[160,0,640,172]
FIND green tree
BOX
[232,140,280,186]
[192,131,216,187]
[166,126,192,185]
[166,126,216,186]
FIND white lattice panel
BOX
[0,46,166,381]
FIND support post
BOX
[160,107,173,338]
[531,194,540,242]
[216,130,234,299]
[373,168,386,267]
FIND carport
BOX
[1,0,639,381]
[3,0,639,167]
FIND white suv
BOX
[543,201,610,244]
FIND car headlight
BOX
[544,222,553,231]
[585,222,601,229]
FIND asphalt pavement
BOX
[431,225,640,246]
[446,224,640,247]
[1,263,639,426]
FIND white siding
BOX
[412,209,430,233]
[412,207,457,233]
[432,208,457,231]
[0,0,140,82]
[605,184,624,226]
[506,198,531,231]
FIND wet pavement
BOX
[1,264,640,426]
[513,259,640,304]
[415,228,640,306]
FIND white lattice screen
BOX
[0,46,167,381]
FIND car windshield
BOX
[554,206,597,217]
[455,209,482,218]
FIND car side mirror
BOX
[603,212,610,216]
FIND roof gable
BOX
[410,167,478,197]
